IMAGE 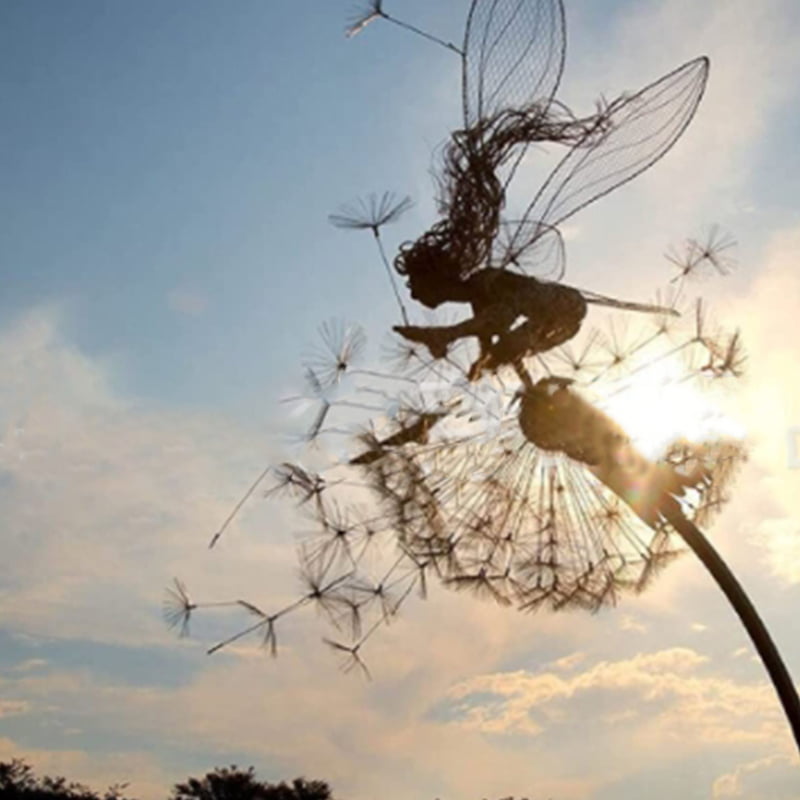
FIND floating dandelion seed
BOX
[548,329,604,377]
[330,195,414,325]
[163,579,196,638]
[207,607,272,657]
[296,551,355,624]
[231,602,280,657]
[344,1,462,54]
[329,192,413,236]
[302,499,364,573]
[349,407,448,465]
[691,226,737,275]
[265,462,329,508]
[649,285,684,339]
[164,580,247,642]
[667,226,737,283]
[381,333,429,375]
[324,638,372,680]
[344,1,385,39]
[304,320,367,389]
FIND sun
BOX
[598,354,746,461]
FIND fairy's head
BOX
[394,228,466,309]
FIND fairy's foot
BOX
[393,325,451,359]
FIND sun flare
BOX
[599,355,746,460]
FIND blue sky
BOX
[2,1,800,798]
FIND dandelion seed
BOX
[689,226,737,275]
[163,579,196,638]
[381,333,429,375]
[667,226,736,283]
[302,500,362,572]
[343,2,462,54]
[329,591,364,640]
[324,638,372,680]
[650,285,684,338]
[329,192,413,236]
[350,578,402,623]
[304,320,367,390]
[592,319,642,381]
[349,407,447,465]
[330,196,413,324]
[546,330,604,376]
[266,462,328,507]
[701,330,746,379]
[205,601,289,657]
[344,1,385,39]
[443,567,513,606]
[297,550,354,624]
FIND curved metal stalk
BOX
[659,496,800,753]
[519,376,800,752]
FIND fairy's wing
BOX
[491,219,566,280]
[462,0,566,129]
[503,57,709,263]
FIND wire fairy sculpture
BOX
[167,0,800,754]
[341,0,708,381]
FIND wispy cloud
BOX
[0,305,295,645]
[0,700,29,718]
[10,659,48,673]
[445,647,786,749]
[712,753,800,799]
[726,225,800,582]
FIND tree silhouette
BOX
[0,761,335,800]
[0,759,133,800]
[170,766,331,800]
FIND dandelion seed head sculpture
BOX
[167,0,800,759]
[172,0,759,703]
[177,275,745,668]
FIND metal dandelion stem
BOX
[515,375,800,750]
[660,500,800,748]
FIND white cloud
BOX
[446,647,786,750]
[726,225,800,583]
[548,652,587,672]
[9,659,48,672]
[0,700,29,718]
[619,614,648,633]
[712,753,800,799]
[0,306,298,646]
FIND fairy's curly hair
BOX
[395,104,611,289]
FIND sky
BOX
[1,0,800,798]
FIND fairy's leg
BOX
[394,304,516,359]
[478,315,583,375]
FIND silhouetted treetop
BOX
[0,759,133,800]
[169,766,332,800]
